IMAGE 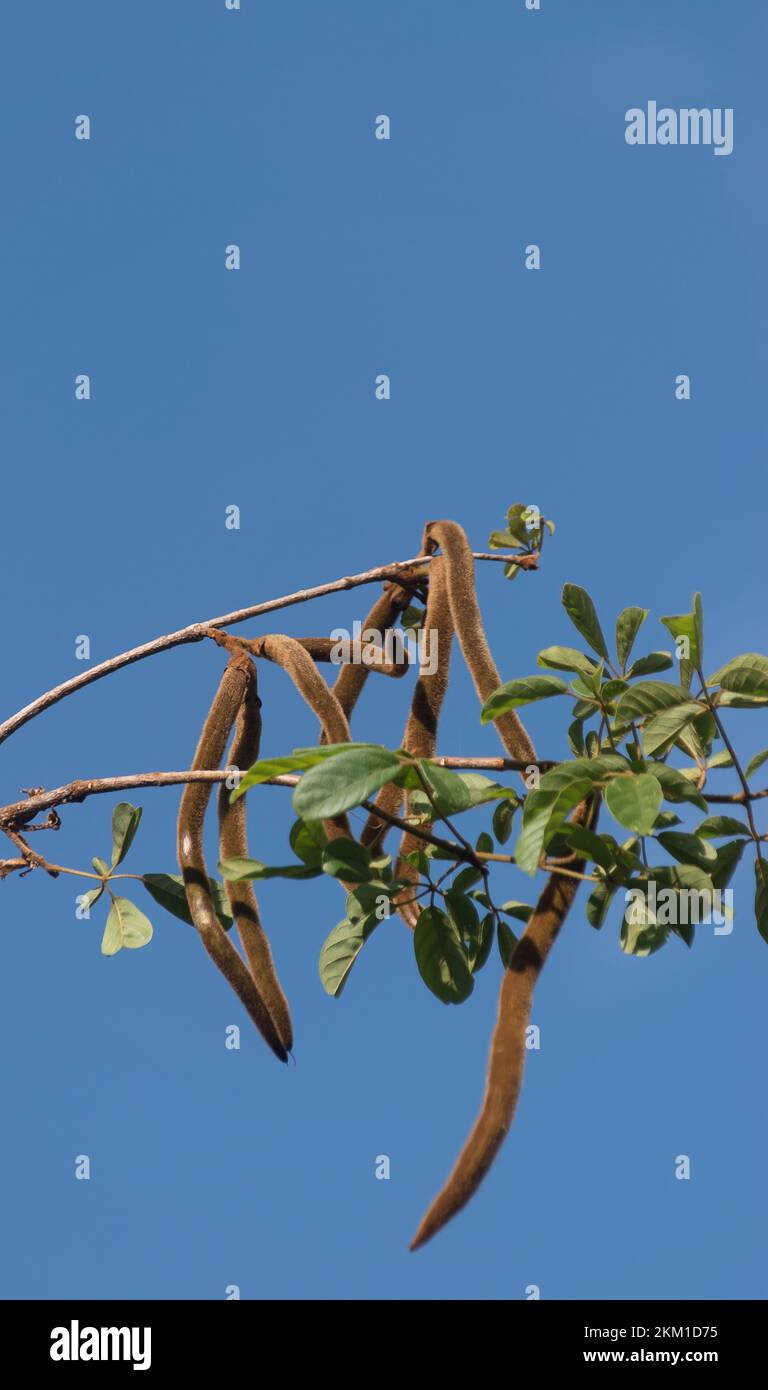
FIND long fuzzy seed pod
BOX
[218,664,293,1054]
[329,567,428,725]
[360,557,450,857]
[296,636,407,679]
[423,520,537,765]
[177,655,289,1063]
[410,800,596,1250]
[227,634,407,679]
[248,635,354,845]
[369,557,455,927]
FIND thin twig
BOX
[0,551,538,747]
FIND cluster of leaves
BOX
[80,802,239,955]
[79,803,154,955]
[214,586,768,994]
[219,747,525,1003]
[488,503,555,579]
[483,586,768,956]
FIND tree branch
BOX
[0,551,538,748]
[1,760,764,837]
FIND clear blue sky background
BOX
[1,1,765,1301]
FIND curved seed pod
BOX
[250,635,352,745]
[410,799,596,1250]
[218,662,293,1054]
[248,635,354,844]
[369,557,455,928]
[206,629,405,678]
[329,566,428,725]
[177,654,289,1063]
[296,635,408,679]
[360,557,451,858]
[423,520,537,765]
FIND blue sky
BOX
[0,0,765,1300]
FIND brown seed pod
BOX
[328,566,428,727]
[365,556,455,928]
[218,663,293,1055]
[246,634,355,848]
[296,636,408,679]
[205,629,405,679]
[359,555,448,856]
[423,520,537,766]
[177,654,289,1063]
[410,799,596,1250]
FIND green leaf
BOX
[472,895,533,924]
[561,584,609,661]
[586,880,615,929]
[142,872,234,929]
[579,660,605,698]
[615,607,648,670]
[561,826,620,870]
[492,799,516,844]
[650,863,716,898]
[641,701,706,757]
[660,609,701,673]
[605,774,662,836]
[505,504,535,545]
[645,762,708,811]
[418,762,473,816]
[414,907,474,1004]
[572,698,599,719]
[695,816,751,840]
[709,839,746,890]
[110,802,142,868]
[218,856,319,881]
[755,861,768,945]
[707,654,768,697]
[445,889,481,947]
[453,865,483,892]
[231,748,351,800]
[481,675,568,722]
[488,528,526,550]
[289,818,328,867]
[745,748,768,780]
[319,914,380,997]
[626,652,674,678]
[657,831,717,869]
[601,678,629,707]
[293,746,403,820]
[515,755,626,875]
[497,920,518,967]
[615,682,696,724]
[453,774,519,810]
[468,913,495,973]
[567,719,586,756]
[101,896,153,955]
[80,884,104,912]
[715,691,768,709]
[346,883,390,924]
[620,891,668,957]
[537,646,598,677]
[706,750,734,771]
[92,856,111,877]
[321,838,372,883]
